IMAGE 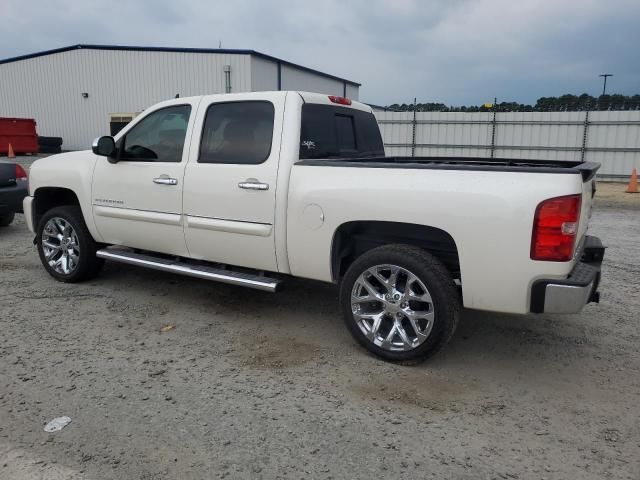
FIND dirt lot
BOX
[1,160,639,479]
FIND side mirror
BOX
[92,136,117,161]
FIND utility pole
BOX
[599,74,613,96]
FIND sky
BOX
[1,0,638,106]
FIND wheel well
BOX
[331,221,460,281]
[33,187,80,228]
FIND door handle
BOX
[153,176,178,186]
[238,180,269,191]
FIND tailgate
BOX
[576,173,597,254]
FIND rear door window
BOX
[299,104,384,159]
[198,101,275,165]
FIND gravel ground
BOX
[1,158,639,479]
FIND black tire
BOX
[36,205,104,283]
[37,136,63,147]
[339,244,460,364]
[38,145,62,154]
[0,212,15,227]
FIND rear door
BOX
[182,92,285,272]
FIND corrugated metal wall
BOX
[0,49,253,150]
[280,64,353,99]
[376,110,640,179]
[0,48,360,151]
[250,57,359,99]
[250,56,279,91]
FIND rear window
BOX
[299,104,384,159]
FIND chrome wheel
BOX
[351,264,435,352]
[41,217,80,275]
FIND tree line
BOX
[386,94,640,112]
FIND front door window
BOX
[119,105,192,162]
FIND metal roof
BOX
[0,44,361,86]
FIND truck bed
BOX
[288,153,598,313]
[296,157,601,181]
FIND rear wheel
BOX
[0,212,15,227]
[36,206,104,282]
[339,244,460,364]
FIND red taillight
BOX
[531,194,581,261]
[328,95,352,106]
[15,164,28,181]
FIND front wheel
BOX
[36,205,104,283]
[339,245,460,364]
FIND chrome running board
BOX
[96,248,280,292]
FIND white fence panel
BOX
[374,110,640,180]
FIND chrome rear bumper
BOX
[530,236,604,314]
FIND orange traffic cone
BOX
[626,168,638,193]
[7,143,15,158]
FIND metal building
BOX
[0,44,360,150]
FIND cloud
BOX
[0,0,638,105]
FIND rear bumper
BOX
[0,181,28,215]
[530,236,604,314]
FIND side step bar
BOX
[96,248,281,293]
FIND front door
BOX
[183,93,285,272]
[92,101,198,257]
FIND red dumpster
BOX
[0,117,39,155]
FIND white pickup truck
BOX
[23,91,604,362]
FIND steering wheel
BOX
[127,145,158,159]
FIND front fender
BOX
[29,151,102,242]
